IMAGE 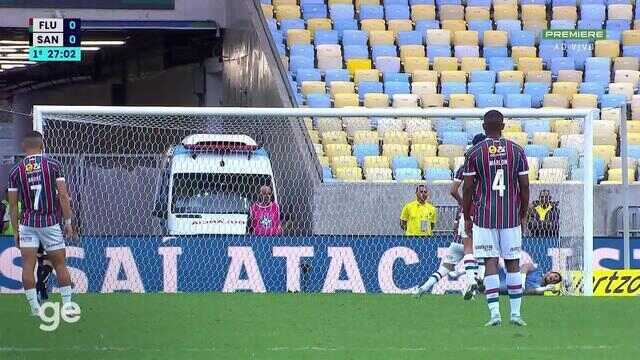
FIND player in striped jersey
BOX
[7,131,76,316]
[462,110,530,327]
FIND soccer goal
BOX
[31,106,596,296]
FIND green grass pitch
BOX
[0,293,638,359]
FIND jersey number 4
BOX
[30,184,42,210]
[492,169,505,197]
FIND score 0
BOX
[63,18,81,47]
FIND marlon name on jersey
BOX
[489,159,508,166]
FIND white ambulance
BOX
[153,134,277,235]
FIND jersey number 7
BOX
[30,184,42,211]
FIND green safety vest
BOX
[1,199,21,236]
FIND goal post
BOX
[31,105,596,295]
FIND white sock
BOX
[477,258,485,280]
[25,288,40,314]
[484,274,501,318]
[462,254,478,284]
[59,285,72,304]
[420,266,448,292]
[506,272,523,317]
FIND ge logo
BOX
[38,301,81,332]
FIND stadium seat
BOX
[523,82,550,108]
[392,155,419,170]
[335,166,363,181]
[403,57,429,73]
[468,82,495,98]
[354,69,381,83]
[411,144,438,164]
[581,4,606,22]
[333,19,359,34]
[360,4,384,19]
[505,94,532,108]
[495,82,521,96]
[297,68,322,82]
[410,130,438,145]
[543,94,570,108]
[371,45,398,60]
[330,4,355,20]
[550,57,576,77]
[441,131,468,145]
[539,42,565,64]
[483,46,509,59]
[525,144,550,158]
[307,93,332,107]
[488,57,515,72]
[433,57,458,72]
[441,82,467,100]
[330,155,359,171]
[533,132,560,150]
[375,57,402,73]
[538,168,567,183]
[504,131,529,147]
[397,31,424,46]
[424,168,452,181]
[324,69,350,85]
[601,94,626,108]
[394,167,422,181]
[476,94,504,107]
[385,4,411,20]
[415,19,441,32]
[427,45,452,60]
[358,81,384,100]
[557,69,583,83]
[461,58,486,73]
[470,70,496,83]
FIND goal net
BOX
[30,106,594,296]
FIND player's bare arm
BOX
[7,189,19,246]
[56,179,75,239]
[450,180,463,208]
[462,175,474,237]
[518,174,530,231]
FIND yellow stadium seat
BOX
[526,70,552,84]
[626,121,640,133]
[543,94,570,108]
[325,143,352,157]
[421,94,444,107]
[493,0,517,5]
[343,118,371,139]
[571,94,598,108]
[364,155,390,169]
[538,168,567,183]
[411,130,438,145]
[318,156,330,167]
[307,19,332,34]
[533,132,559,150]
[353,130,379,144]
[614,70,640,86]
[593,145,616,165]
[317,44,342,58]
[461,57,486,72]
[609,4,633,21]
[522,4,546,22]
[403,57,429,73]
[498,70,525,85]
[328,0,353,4]
[517,57,543,73]
[594,132,617,146]
[433,57,458,72]
[494,4,518,20]
[523,20,548,34]
[354,69,380,83]
[595,40,621,58]
[365,167,394,181]
[553,81,579,96]
[593,120,617,135]
[438,144,465,163]
[314,143,324,156]
[393,94,420,108]
[330,156,358,171]
[309,131,320,144]
[364,93,389,108]
[411,144,438,164]
[609,82,634,101]
[411,4,436,21]
[607,168,635,183]
[334,93,359,107]
[322,130,348,144]
[465,7,490,21]
[423,156,451,170]
[361,19,386,33]
[622,30,640,45]
[552,6,577,21]
[601,108,622,122]
[440,4,464,20]
[483,31,508,47]
[383,144,409,159]
[511,46,537,61]
[335,167,363,181]
[316,117,342,133]
[369,30,395,45]
[411,70,439,83]
[552,119,581,136]
[453,30,479,46]
[346,59,372,75]
[503,132,528,147]
[628,132,640,145]
[557,70,583,83]
[426,29,452,46]
[542,156,569,172]
[449,94,475,108]
[609,157,636,169]
[301,81,326,95]
[614,57,639,71]
[387,20,413,34]
[503,120,522,132]
[384,130,410,145]
[440,70,467,83]
[400,45,426,60]
[261,4,273,18]
[377,117,404,136]
[330,81,356,96]
[287,29,311,47]
[275,5,301,21]
[560,134,583,153]
[356,0,379,8]
[441,20,467,35]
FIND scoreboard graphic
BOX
[28,18,82,62]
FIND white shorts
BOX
[19,225,65,252]
[457,216,469,239]
[472,224,521,260]
[444,242,464,265]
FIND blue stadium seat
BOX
[581,0,604,4]
[392,156,419,170]
[386,0,409,4]
[410,0,435,4]
[297,68,322,82]
[468,21,493,44]
[267,19,277,31]
[496,20,521,35]
[470,70,496,84]
[593,157,606,180]
[565,41,592,70]
[271,30,284,45]
[397,31,423,46]
[520,0,546,4]
[476,94,503,107]
[465,120,484,140]
[510,31,536,47]
[494,82,521,96]
[375,57,401,73]
[333,19,359,35]
[550,20,575,29]
[322,166,333,180]
[441,82,467,100]
[442,131,469,146]
[606,20,630,41]
[424,168,452,181]
[483,46,508,59]
[607,0,630,3]
[325,69,350,84]
[600,94,626,108]
[383,72,410,83]
[394,168,422,181]
[455,46,480,59]
[353,143,380,165]
[505,94,532,108]
[434,120,463,135]
[580,5,606,22]
[384,81,411,97]
[261,0,271,4]
[360,5,384,19]
[579,82,605,100]
[302,4,327,19]
[281,19,306,35]
[627,145,640,160]
[524,82,550,108]
[468,82,495,98]
[525,144,550,158]
[436,0,461,5]
[342,30,368,46]
[577,19,603,30]
[550,57,576,76]
[300,0,325,4]
[307,93,332,107]
[358,81,384,100]
[523,119,551,138]
[623,46,640,58]
[291,44,315,59]
[553,147,579,169]
[330,4,355,20]
[539,41,564,64]
[552,0,576,5]
[277,44,286,56]
[584,57,611,86]
[372,45,397,59]
[384,5,410,20]
[426,45,452,59]
[344,45,369,60]
[488,57,515,72]
[290,56,314,73]
[467,0,490,5]
[314,30,339,45]
[415,20,440,32]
